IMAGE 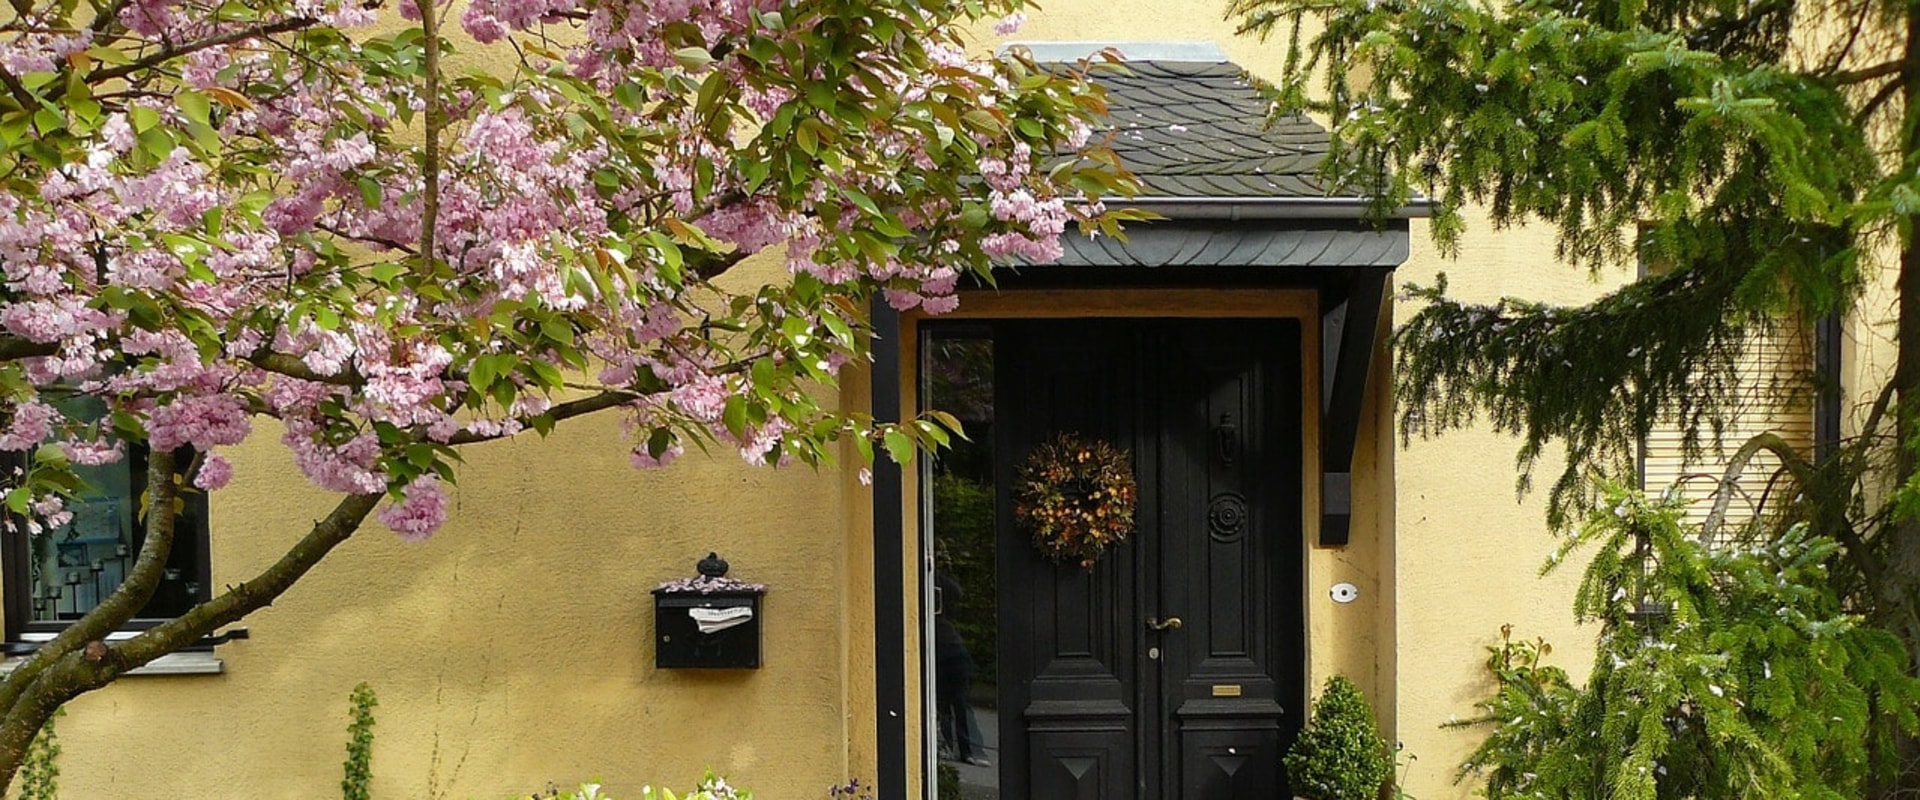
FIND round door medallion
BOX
[1207,493,1248,542]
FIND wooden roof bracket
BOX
[1319,268,1392,546]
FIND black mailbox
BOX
[652,553,765,670]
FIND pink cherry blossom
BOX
[194,454,234,491]
[0,0,1123,546]
[376,475,449,541]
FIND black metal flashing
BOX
[1051,220,1410,269]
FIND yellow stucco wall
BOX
[36,253,875,799]
[17,4,1660,800]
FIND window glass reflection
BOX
[927,334,998,799]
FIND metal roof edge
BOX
[1113,195,1436,220]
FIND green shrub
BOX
[933,473,997,685]
[341,682,378,800]
[1451,486,1920,799]
[1285,676,1392,800]
[936,763,962,800]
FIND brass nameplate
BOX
[1211,684,1243,698]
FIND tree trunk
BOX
[1894,0,1920,663]
[1883,8,1920,794]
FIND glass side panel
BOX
[925,333,999,798]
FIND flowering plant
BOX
[523,772,749,800]
[1013,433,1136,568]
[0,0,1138,789]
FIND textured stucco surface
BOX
[40,253,873,800]
[19,4,1647,800]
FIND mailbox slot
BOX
[652,591,762,669]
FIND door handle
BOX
[1147,616,1183,632]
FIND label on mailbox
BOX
[1211,684,1243,697]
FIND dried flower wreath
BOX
[1013,433,1138,568]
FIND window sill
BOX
[0,650,223,677]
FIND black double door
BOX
[993,318,1305,800]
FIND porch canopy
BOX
[1019,41,1427,546]
[866,44,1426,798]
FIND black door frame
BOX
[899,312,1310,800]
[872,268,1397,799]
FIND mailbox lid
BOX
[653,591,761,609]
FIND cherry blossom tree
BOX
[0,0,1133,788]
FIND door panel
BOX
[994,319,1302,800]
[997,321,1146,800]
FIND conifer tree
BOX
[1229,0,1920,791]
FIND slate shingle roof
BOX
[1092,61,1335,199]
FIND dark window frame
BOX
[1,444,213,644]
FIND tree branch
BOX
[89,16,319,83]
[243,348,363,387]
[110,491,381,670]
[417,0,443,270]
[316,224,418,256]
[444,389,642,445]
[1830,59,1908,86]
[0,338,58,362]
[0,448,178,742]
[1701,431,1808,542]
[689,248,753,282]
[0,66,36,110]
[1857,73,1906,128]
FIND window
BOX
[1638,319,1815,543]
[919,328,1000,796]
[2,392,210,643]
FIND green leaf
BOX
[853,430,874,463]
[357,177,383,208]
[369,262,404,286]
[795,119,817,155]
[883,430,914,465]
[5,487,29,515]
[927,410,967,441]
[526,359,563,388]
[31,443,68,468]
[85,46,134,65]
[722,395,749,437]
[469,355,498,392]
[647,427,673,458]
[673,47,714,70]
[842,187,881,217]
[540,316,575,345]
[137,126,176,160]
[32,107,62,134]
[613,81,644,110]
[129,105,161,133]
[750,356,776,390]
[176,91,212,126]
[696,71,728,115]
